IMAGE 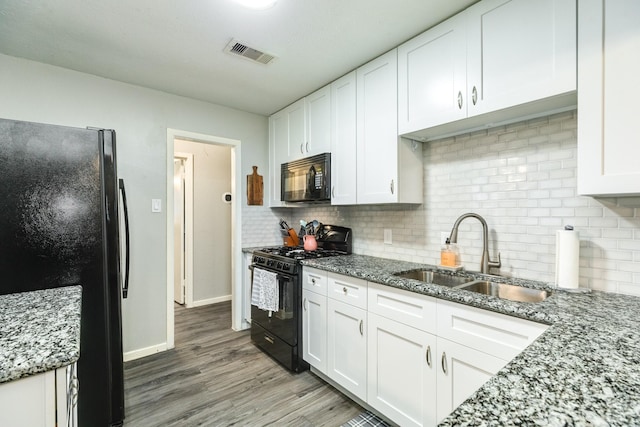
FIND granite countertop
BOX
[301,254,640,426]
[0,286,82,384]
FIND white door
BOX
[577,0,640,195]
[327,298,367,400]
[331,71,357,205]
[302,289,328,372]
[173,158,185,305]
[436,337,507,422]
[367,313,437,427]
[398,13,467,134]
[356,49,399,204]
[466,0,576,117]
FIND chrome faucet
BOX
[448,213,501,274]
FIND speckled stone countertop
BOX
[301,254,640,426]
[0,286,82,384]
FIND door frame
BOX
[166,128,242,350]
[173,152,193,307]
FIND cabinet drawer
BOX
[302,267,328,296]
[436,299,548,361]
[328,273,367,309]
[368,282,437,334]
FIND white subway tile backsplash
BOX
[259,111,640,295]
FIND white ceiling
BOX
[0,0,478,116]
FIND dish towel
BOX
[251,267,279,312]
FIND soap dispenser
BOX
[440,238,459,267]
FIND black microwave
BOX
[281,153,331,203]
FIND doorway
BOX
[166,129,242,350]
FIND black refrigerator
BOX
[0,118,130,427]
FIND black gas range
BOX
[250,225,352,372]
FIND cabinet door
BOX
[466,0,576,117]
[302,289,328,373]
[368,313,437,427]
[0,370,56,427]
[331,71,357,205]
[398,13,467,134]
[356,50,399,204]
[305,85,331,157]
[436,337,507,422]
[327,298,367,400]
[577,0,640,195]
[268,111,288,206]
[286,99,306,161]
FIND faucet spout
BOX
[448,213,501,274]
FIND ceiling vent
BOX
[224,39,276,65]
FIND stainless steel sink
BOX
[393,269,471,288]
[458,280,550,303]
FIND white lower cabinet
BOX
[435,337,506,421]
[327,298,367,400]
[0,364,77,427]
[301,269,549,425]
[368,312,437,427]
[302,267,329,372]
[302,289,328,372]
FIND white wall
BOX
[290,111,640,296]
[174,139,232,303]
[0,53,274,355]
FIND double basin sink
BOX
[394,270,550,303]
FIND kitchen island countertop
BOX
[301,254,640,426]
[0,286,82,383]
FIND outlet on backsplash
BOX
[384,229,392,245]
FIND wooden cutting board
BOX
[247,166,263,205]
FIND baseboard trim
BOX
[189,294,232,308]
[123,343,168,362]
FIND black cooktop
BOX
[256,246,348,260]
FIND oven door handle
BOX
[249,265,293,282]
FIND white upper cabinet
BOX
[285,99,306,161]
[268,109,289,207]
[331,71,357,205]
[398,13,467,135]
[466,0,576,116]
[304,85,332,158]
[399,0,577,140]
[577,0,640,196]
[357,50,423,204]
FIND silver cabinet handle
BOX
[306,142,309,152]
[441,352,448,374]
[457,91,463,109]
[300,143,304,154]
[265,335,275,344]
[426,345,432,367]
[343,286,347,295]
[331,186,335,198]
[359,319,364,336]
[472,86,478,105]
[390,179,394,195]
[303,298,308,310]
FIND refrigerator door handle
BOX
[119,178,131,298]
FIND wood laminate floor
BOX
[123,302,364,426]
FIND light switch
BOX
[152,199,162,213]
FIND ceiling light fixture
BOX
[234,0,277,10]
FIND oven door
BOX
[250,267,298,345]
[281,154,331,202]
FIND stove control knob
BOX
[276,262,283,270]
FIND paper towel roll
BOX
[555,229,580,289]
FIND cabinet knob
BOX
[441,351,448,374]
[457,91,463,109]
[343,286,347,295]
[472,86,478,106]
[426,345,432,367]
[311,278,316,284]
